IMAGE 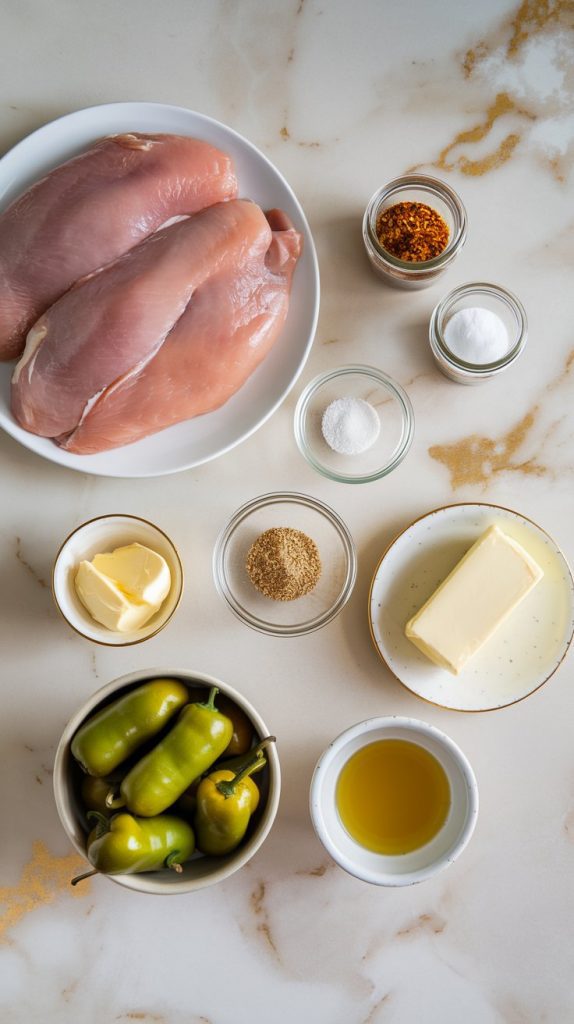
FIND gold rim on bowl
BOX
[51,513,184,647]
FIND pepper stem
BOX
[216,743,274,799]
[86,810,110,839]
[165,851,184,872]
[199,686,219,712]
[71,869,98,886]
[105,787,126,810]
[246,735,276,761]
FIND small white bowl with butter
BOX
[52,515,183,645]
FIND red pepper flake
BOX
[376,201,449,262]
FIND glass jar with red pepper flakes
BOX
[362,175,467,289]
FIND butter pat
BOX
[92,543,171,607]
[75,543,171,633]
[405,526,543,675]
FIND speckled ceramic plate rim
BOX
[368,502,574,712]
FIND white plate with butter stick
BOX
[369,503,574,712]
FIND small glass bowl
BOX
[294,366,414,484]
[429,282,528,385]
[213,492,357,636]
[363,175,467,289]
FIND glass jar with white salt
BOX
[429,282,527,385]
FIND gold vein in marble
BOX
[403,371,435,388]
[15,536,48,588]
[295,863,328,877]
[462,43,488,79]
[62,979,78,1003]
[509,0,573,54]
[395,912,446,938]
[430,347,574,488]
[115,1014,165,1022]
[560,349,574,377]
[464,0,574,71]
[429,410,546,489]
[362,992,393,1023]
[0,841,88,941]
[549,156,568,182]
[414,1,573,180]
[250,880,279,958]
[427,93,535,177]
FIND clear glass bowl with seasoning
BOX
[363,175,467,289]
[213,492,357,636]
[429,282,528,385]
[294,366,414,484]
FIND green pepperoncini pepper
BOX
[81,774,121,814]
[71,811,195,885]
[217,696,254,757]
[175,777,201,818]
[108,687,233,817]
[194,737,276,856]
[71,679,189,777]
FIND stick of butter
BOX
[75,543,171,633]
[405,525,543,675]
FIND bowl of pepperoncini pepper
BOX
[54,668,280,894]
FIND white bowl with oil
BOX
[310,716,478,886]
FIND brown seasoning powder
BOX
[376,201,449,262]
[246,527,321,601]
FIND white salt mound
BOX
[321,396,380,456]
[444,307,509,365]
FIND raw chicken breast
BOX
[12,200,270,437]
[0,133,237,360]
[60,209,302,454]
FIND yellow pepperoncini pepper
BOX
[195,737,276,856]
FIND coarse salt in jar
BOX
[362,175,467,290]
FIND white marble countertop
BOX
[1,2,573,1021]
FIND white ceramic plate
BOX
[369,503,574,712]
[0,102,320,477]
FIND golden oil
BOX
[336,739,450,855]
